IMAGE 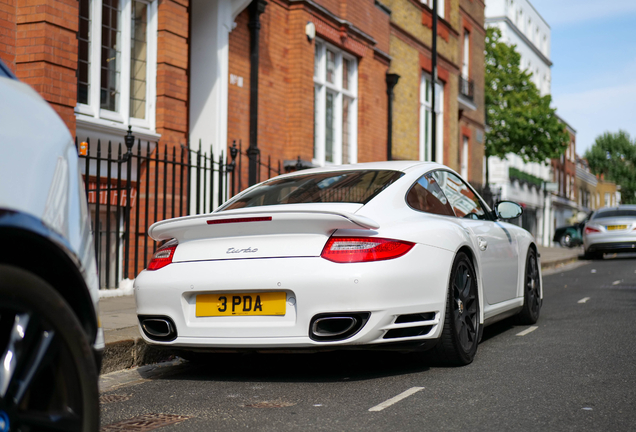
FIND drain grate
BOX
[100,394,133,404]
[243,401,296,408]
[101,414,190,431]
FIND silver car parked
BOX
[583,205,636,259]
[0,60,102,430]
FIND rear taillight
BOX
[321,237,415,263]
[584,226,601,235]
[147,240,178,270]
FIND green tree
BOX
[584,131,636,204]
[485,28,569,164]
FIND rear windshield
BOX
[591,209,636,219]
[220,170,403,211]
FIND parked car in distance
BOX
[553,212,591,248]
[583,205,636,259]
[135,161,542,367]
[0,60,102,431]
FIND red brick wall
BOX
[156,0,189,148]
[0,0,16,71]
[128,0,190,277]
[228,0,390,188]
[14,0,78,132]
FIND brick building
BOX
[226,0,392,177]
[1,0,488,285]
[550,121,577,229]
[385,0,486,186]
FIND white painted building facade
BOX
[485,0,554,246]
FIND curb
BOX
[540,256,583,272]
[99,258,581,376]
[101,337,177,375]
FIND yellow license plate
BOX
[607,225,627,231]
[196,292,286,317]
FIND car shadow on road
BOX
[480,318,516,343]
[135,349,442,384]
[135,319,529,384]
[595,252,636,261]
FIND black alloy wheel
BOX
[0,265,99,432]
[433,252,480,366]
[514,248,542,325]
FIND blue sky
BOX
[530,0,636,154]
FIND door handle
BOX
[478,237,488,251]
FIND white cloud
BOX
[531,0,636,26]
[554,82,636,154]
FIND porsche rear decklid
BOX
[148,205,380,262]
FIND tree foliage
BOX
[584,131,636,204]
[485,28,569,163]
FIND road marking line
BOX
[578,297,591,304]
[612,280,621,285]
[368,387,424,412]
[516,326,538,336]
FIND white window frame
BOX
[461,135,469,179]
[462,31,470,79]
[421,0,444,19]
[419,73,444,163]
[75,0,158,132]
[313,39,358,166]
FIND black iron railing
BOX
[77,130,286,288]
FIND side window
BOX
[406,173,455,216]
[433,170,487,220]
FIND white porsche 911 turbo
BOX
[134,161,542,365]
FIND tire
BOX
[432,252,480,366]
[0,264,99,432]
[559,233,572,248]
[514,248,542,325]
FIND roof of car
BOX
[274,161,445,179]
[596,205,636,211]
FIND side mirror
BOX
[495,201,523,220]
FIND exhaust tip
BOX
[309,312,369,341]
[138,315,177,342]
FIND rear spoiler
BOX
[148,209,380,242]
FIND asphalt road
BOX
[99,256,636,431]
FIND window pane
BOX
[314,43,320,78]
[342,97,350,164]
[325,92,334,163]
[130,0,148,119]
[424,109,430,160]
[406,173,455,216]
[425,78,430,103]
[592,208,636,219]
[221,170,404,210]
[101,0,121,111]
[326,50,336,84]
[313,85,319,159]
[78,0,91,105]
[342,58,350,90]
[433,171,486,219]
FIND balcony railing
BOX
[459,75,474,101]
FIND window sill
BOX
[75,114,161,143]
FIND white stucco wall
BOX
[485,0,551,96]
[189,0,251,158]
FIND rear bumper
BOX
[134,245,454,350]
[586,242,636,253]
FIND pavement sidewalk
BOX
[99,244,585,374]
